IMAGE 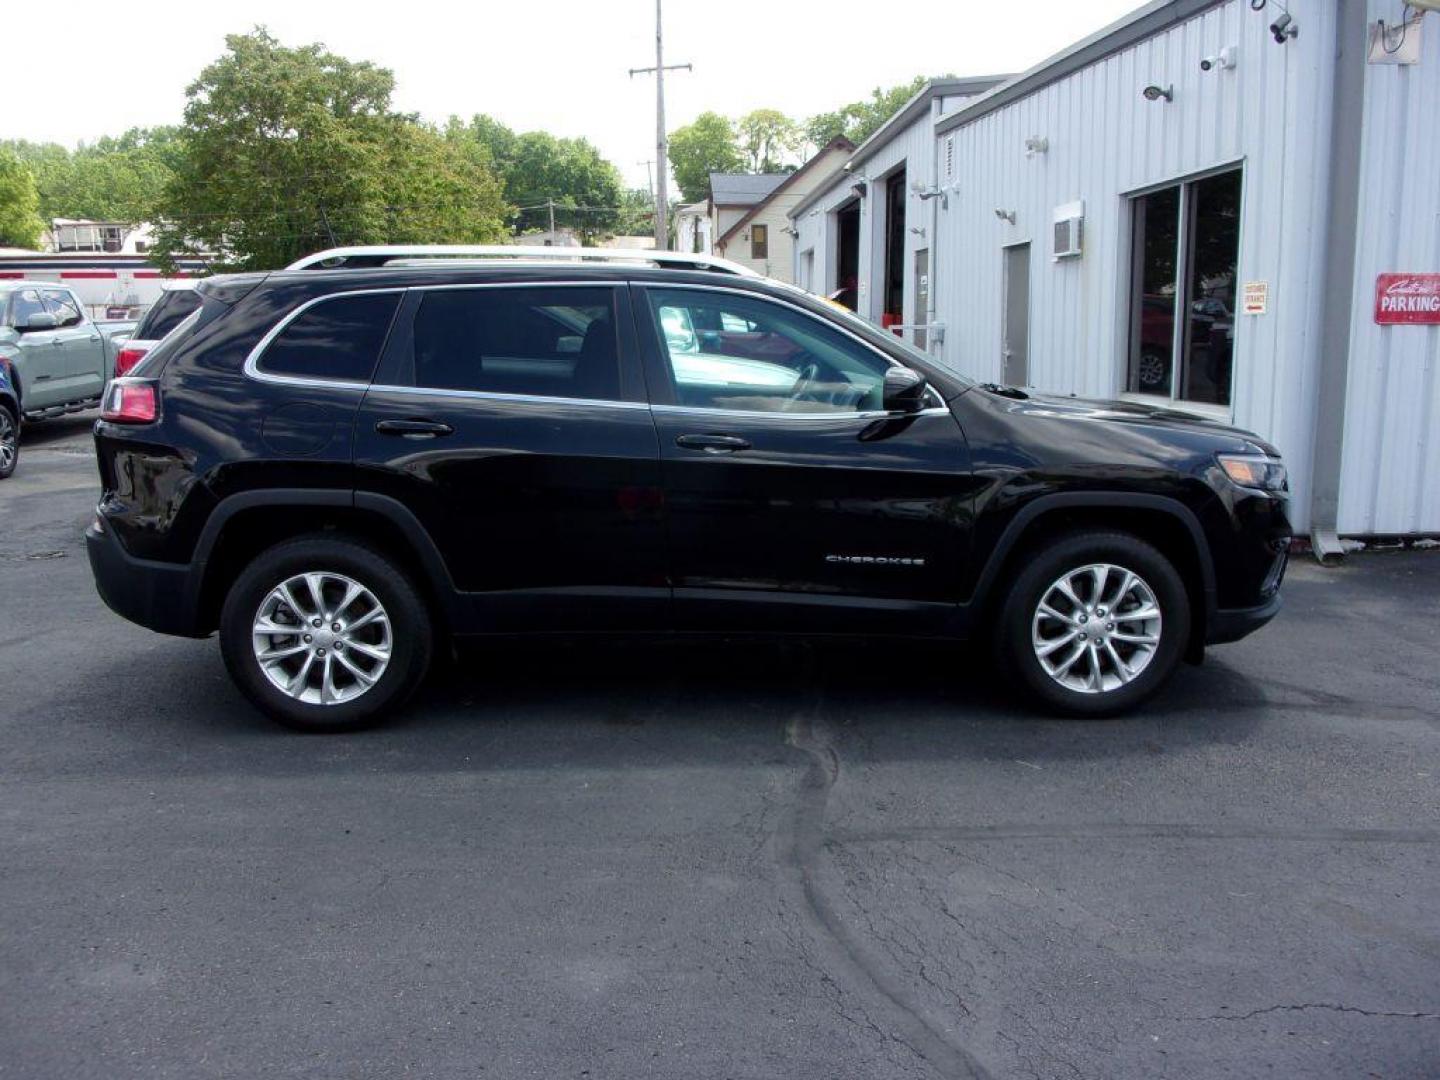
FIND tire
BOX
[219,534,433,732]
[0,404,18,480]
[997,530,1190,717]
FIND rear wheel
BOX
[0,405,18,479]
[998,530,1190,716]
[219,535,433,732]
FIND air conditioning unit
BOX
[1053,200,1084,260]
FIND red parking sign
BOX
[1375,273,1440,324]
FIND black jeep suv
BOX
[87,246,1291,731]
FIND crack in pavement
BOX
[1198,1004,1440,1022]
[775,664,991,1080]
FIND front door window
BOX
[644,288,892,414]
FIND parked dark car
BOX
[87,246,1291,731]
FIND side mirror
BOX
[18,311,58,332]
[882,367,929,413]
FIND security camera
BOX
[1141,84,1174,103]
[1200,45,1236,71]
[1270,13,1297,42]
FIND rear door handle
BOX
[375,418,454,439]
[675,433,751,454]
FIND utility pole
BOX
[547,198,556,238]
[637,160,655,202]
[629,0,690,250]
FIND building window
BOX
[1126,168,1241,406]
[750,224,768,260]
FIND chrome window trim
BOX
[243,287,406,391]
[366,383,650,412]
[243,281,624,394]
[650,403,952,422]
[637,281,948,412]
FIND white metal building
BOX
[792,0,1440,546]
[790,76,1008,334]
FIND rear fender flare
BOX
[188,489,459,629]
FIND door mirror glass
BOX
[18,311,59,332]
[882,367,929,413]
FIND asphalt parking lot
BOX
[2,415,1438,1080]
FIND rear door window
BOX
[256,292,401,384]
[406,286,621,402]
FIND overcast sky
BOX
[10,0,1139,190]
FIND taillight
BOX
[101,379,159,424]
[114,345,150,378]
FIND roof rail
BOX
[283,245,762,277]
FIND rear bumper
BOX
[86,518,207,637]
[1206,591,1282,645]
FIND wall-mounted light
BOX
[851,181,868,199]
[994,209,1016,225]
[1142,84,1174,103]
[1024,136,1049,156]
[910,179,949,209]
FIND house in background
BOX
[45,219,154,254]
[675,202,712,254]
[712,138,856,283]
[509,229,582,248]
[708,173,787,242]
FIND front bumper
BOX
[86,518,207,638]
[1206,590,1283,645]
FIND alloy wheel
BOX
[1031,562,1163,694]
[0,411,15,473]
[251,571,392,705]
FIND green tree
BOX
[735,109,801,173]
[613,187,656,237]
[3,129,184,223]
[0,150,44,249]
[667,111,742,203]
[152,29,508,270]
[452,116,625,241]
[805,76,946,148]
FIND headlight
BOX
[1217,454,1287,493]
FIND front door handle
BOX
[675,433,751,454]
[375,418,454,439]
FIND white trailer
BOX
[0,254,211,322]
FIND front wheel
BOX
[219,535,433,732]
[998,531,1190,716]
[0,405,18,479]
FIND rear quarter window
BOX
[255,292,401,384]
[136,289,202,340]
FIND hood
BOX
[979,386,1282,457]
